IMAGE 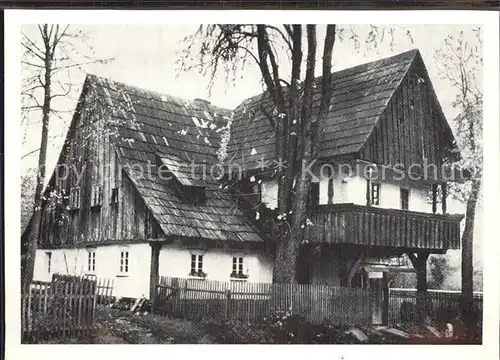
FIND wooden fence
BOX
[154,277,375,325]
[388,288,483,325]
[51,274,115,306]
[21,274,114,341]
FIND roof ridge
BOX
[85,73,232,113]
[234,49,420,109]
[331,48,419,76]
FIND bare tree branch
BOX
[21,60,44,69]
[51,57,114,72]
[21,41,45,62]
[265,25,293,54]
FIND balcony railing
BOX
[304,203,463,251]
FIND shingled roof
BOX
[227,49,420,169]
[86,74,263,244]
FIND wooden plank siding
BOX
[227,50,419,170]
[37,101,161,249]
[303,204,462,251]
[359,56,455,174]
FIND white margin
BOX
[4,9,500,360]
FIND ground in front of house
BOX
[38,306,481,344]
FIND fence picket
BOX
[78,278,84,332]
[106,278,112,305]
[151,277,378,326]
[388,288,483,326]
[21,274,114,342]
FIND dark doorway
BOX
[297,246,312,284]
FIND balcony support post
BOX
[346,253,365,287]
[408,251,430,324]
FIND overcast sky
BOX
[21,24,481,175]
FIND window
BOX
[88,251,96,272]
[400,188,410,210]
[184,185,206,204]
[308,182,320,208]
[189,254,205,277]
[327,178,334,204]
[111,188,119,204]
[119,251,129,274]
[70,187,81,209]
[370,183,380,206]
[231,257,248,279]
[58,178,66,194]
[57,165,67,194]
[431,183,447,214]
[46,252,52,273]
[91,185,102,208]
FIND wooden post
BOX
[149,242,161,305]
[91,278,98,327]
[225,289,231,320]
[382,273,390,326]
[27,284,33,333]
[347,254,364,287]
[408,252,430,324]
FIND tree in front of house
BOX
[179,24,412,283]
[21,24,112,286]
[179,24,337,283]
[21,168,37,232]
[434,26,483,336]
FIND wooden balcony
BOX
[304,204,463,252]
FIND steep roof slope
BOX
[227,49,419,169]
[86,75,263,243]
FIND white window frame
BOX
[46,252,52,273]
[189,254,205,278]
[91,184,103,208]
[87,250,96,273]
[111,187,120,204]
[118,250,129,276]
[231,256,248,280]
[370,183,381,206]
[70,187,81,209]
[58,178,66,194]
[400,187,410,210]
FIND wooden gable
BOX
[32,74,265,248]
[35,80,164,248]
[359,52,457,174]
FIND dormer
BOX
[156,154,206,204]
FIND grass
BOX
[94,307,214,344]
[35,306,483,344]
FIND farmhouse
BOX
[24,49,463,303]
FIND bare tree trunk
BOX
[273,25,317,283]
[22,25,52,287]
[408,252,430,324]
[273,25,335,283]
[461,178,481,338]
